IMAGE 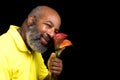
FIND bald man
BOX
[0,6,62,80]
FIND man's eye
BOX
[46,23,52,28]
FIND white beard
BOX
[26,25,48,53]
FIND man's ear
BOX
[27,16,34,26]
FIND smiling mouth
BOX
[40,34,51,45]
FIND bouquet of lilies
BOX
[49,33,73,80]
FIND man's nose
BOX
[48,29,55,38]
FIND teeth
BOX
[43,34,50,42]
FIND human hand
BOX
[47,53,63,78]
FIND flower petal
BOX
[54,33,68,40]
[59,39,73,49]
[54,33,68,49]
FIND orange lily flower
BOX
[53,33,73,56]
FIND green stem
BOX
[50,73,54,80]
[55,50,59,57]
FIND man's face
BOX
[26,24,53,53]
[25,11,61,53]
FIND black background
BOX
[0,0,104,80]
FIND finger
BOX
[51,67,62,75]
[51,58,62,67]
[51,66,62,70]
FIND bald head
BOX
[27,5,61,26]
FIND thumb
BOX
[47,53,56,70]
[50,52,56,59]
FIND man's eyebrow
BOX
[46,21,54,26]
